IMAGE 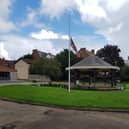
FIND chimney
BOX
[32,49,40,60]
[78,48,89,59]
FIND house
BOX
[15,49,52,81]
[15,59,50,81]
[0,58,17,80]
[32,49,54,60]
[15,59,31,80]
[0,49,53,81]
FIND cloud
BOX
[0,34,62,60]
[40,0,75,18]
[0,42,9,59]
[61,35,69,40]
[74,35,106,52]
[0,33,108,60]
[75,0,129,59]
[40,0,129,59]
[31,29,59,39]
[1,0,129,60]
[105,0,128,11]
[76,0,107,22]
[93,0,129,59]
[0,0,16,32]
[0,20,16,33]
[0,0,11,19]
[21,8,45,28]
[30,29,69,40]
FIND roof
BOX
[32,49,54,60]
[66,55,120,70]
[38,51,54,58]
[15,59,33,65]
[23,59,33,64]
[0,65,16,72]
[0,59,15,67]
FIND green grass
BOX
[0,85,129,109]
[124,83,129,89]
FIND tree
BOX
[96,45,124,67]
[56,49,78,80]
[30,58,61,80]
[120,65,129,81]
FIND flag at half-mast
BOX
[70,37,77,53]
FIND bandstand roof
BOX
[66,55,120,71]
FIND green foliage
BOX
[124,83,129,89]
[96,45,124,67]
[120,65,129,81]
[0,85,129,109]
[30,58,61,80]
[56,49,78,80]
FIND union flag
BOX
[70,37,77,53]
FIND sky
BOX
[0,0,129,60]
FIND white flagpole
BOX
[68,14,71,93]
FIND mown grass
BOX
[0,85,129,109]
[124,83,129,89]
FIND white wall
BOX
[15,60,30,80]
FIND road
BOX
[0,100,129,129]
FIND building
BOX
[15,49,52,80]
[32,49,54,60]
[15,59,50,81]
[77,48,95,59]
[66,55,120,88]
[15,59,31,80]
[0,49,54,81]
[0,59,17,80]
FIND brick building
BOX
[15,49,53,80]
[77,48,95,59]
[32,49,54,60]
[0,59,17,80]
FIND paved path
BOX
[0,80,33,86]
[0,100,129,129]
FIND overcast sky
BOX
[0,0,129,60]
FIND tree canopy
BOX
[120,65,129,81]
[56,49,78,80]
[30,58,61,80]
[96,45,124,67]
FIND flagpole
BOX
[68,14,71,93]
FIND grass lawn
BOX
[124,83,129,89]
[0,85,129,109]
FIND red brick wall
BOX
[32,49,40,60]
[78,48,89,59]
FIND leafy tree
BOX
[120,65,129,81]
[30,58,61,80]
[56,49,78,80]
[96,45,124,67]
